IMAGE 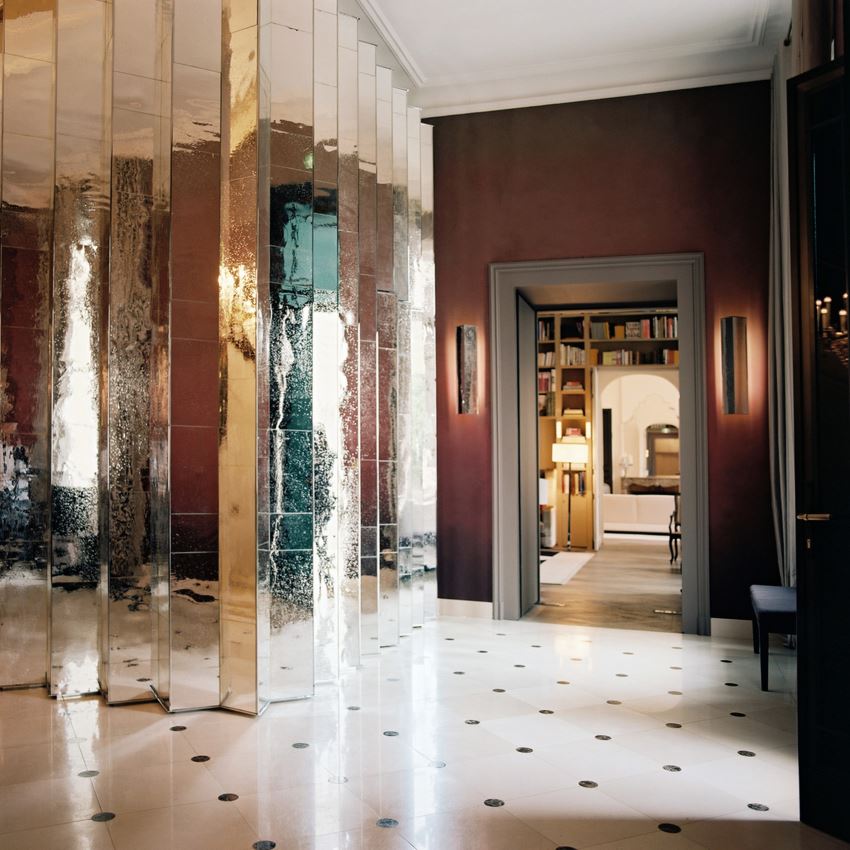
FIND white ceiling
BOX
[358,0,792,116]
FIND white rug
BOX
[539,551,593,585]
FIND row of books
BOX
[537,392,556,416]
[537,318,555,341]
[562,469,587,495]
[590,316,678,340]
[537,369,556,393]
[537,350,557,366]
[595,348,679,366]
[561,344,586,366]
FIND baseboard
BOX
[710,617,752,639]
[437,598,494,619]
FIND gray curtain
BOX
[768,46,797,588]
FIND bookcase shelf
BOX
[536,305,678,552]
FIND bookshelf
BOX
[537,306,679,551]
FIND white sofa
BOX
[602,493,675,535]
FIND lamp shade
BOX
[552,440,588,465]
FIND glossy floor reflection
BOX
[0,617,845,849]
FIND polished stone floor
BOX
[0,616,845,850]
[529,539,683,632]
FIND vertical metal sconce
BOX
[457,324,478,414]
[721,316,749,414]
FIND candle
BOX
[820,307,829,334]
[841,309,848,334]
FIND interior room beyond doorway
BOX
[534,306,683,632]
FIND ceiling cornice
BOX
[420,68,772,119]
[357,0,427,86]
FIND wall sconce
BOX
[457,324,478,414]
[720,316,748,414]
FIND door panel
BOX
[791,61,850,843]
[517,295,539,614]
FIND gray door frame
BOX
[489,253,710,634]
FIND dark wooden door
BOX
[790,60,850,843]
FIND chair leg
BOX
[759,625,770,692]
[752,617,759,654]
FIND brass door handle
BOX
[796,513,832,521]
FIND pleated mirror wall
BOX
[0,0,436,715]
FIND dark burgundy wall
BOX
[432,82,778,620]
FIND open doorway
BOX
[490,254,709,634]
[530,330,683,631]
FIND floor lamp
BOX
[552,439,589,551]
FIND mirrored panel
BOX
[337,15,360,668]
[50,0,110,697]
[0,0,56,689]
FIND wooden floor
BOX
[525,539,683,632]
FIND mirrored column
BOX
[406,105,424,628]
[392,87,411,636]
[420,122,437,619]
[50,0,111,697]
[163,0,222,711]
[376,66,397,648]
[0,0,56,688]
[104,0,173,704]
[219,0,265,715]
[313,0,340,684]
[337,12,360,668]
[268,2,315,701]
[358,40,378,654]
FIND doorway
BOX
[530,310,684,632]
[490,254,709,634]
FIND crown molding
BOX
[420,68,772,118]
[356,0,427,86]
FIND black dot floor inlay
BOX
[78,770,99,778]
[658,823,682,833]
[730,712,747,717]
[376,818,399,828]
[170,725,186,732]
[663,764,682,772]
[493,688,506,693]
[445,638,455,641]
[516,747,533,753]
[539,709,554,715]
[724,682,739,687]
[555,846,579,850]
[666,723,682,729]
[292,742,310,749]
[668,690,683,696]
[348,706,361,711]
[496,633,506,636]
[478,650,488,653]
[136,677,152,682]
[218,793,239,802]
[721,659,733,663]
[464,720,480,726]
[484,799,505,807]
[387,677,400,682]
[514,664,526,668]
[623,651,634,655]
[670,666,682,670]
[748,803,769,812]
[431,761,446,768]
[616,673,628,678]
[578,780,598,788]
[91,812,115,822]
[672,646,683,650]
[253,842,277,850]
[191,755,210,763]
[532,644,542,648]
[607,700,622,705]
[557,680,570,685]
[738,750,756,757]
[453,671,465,675]
[595,735,611,741]
[383,731,399,736]
[570,657,582,662]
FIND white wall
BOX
[598,369,679,494]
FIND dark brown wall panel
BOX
[431,82,775,619]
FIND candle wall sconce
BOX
[720,316,749,414]
[457,324,478,414]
